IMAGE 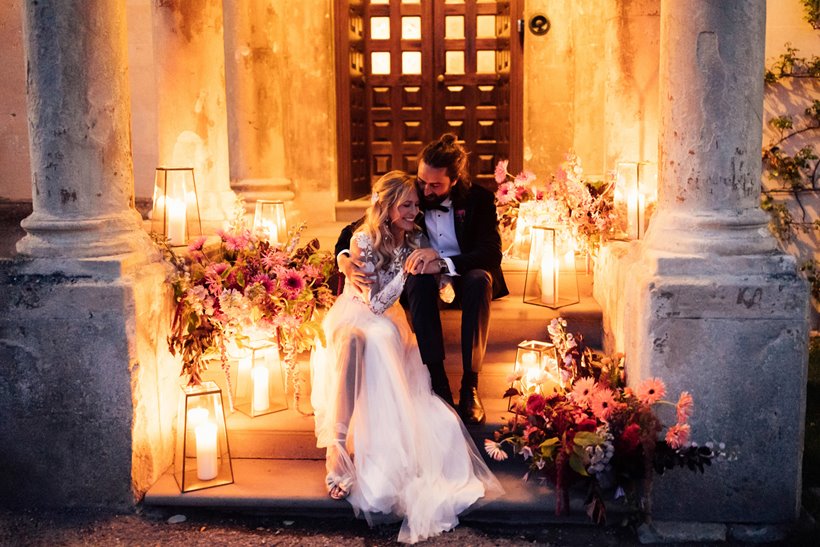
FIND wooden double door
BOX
[335,0,523,199]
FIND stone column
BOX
[0,1,177,509]
[16,0,152,258]
[622,0,809,524]
[603,0,660,172]
[223,0,295,213]
[152,0,236,223]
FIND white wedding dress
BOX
[311,231,503,544]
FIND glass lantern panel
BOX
[370,16,390,40]
[523,227,579,309]
[253,199,287,244]
[371,51,391,75]
[174,381,233,493]
[232,339,288,417]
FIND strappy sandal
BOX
[325,473,353,500]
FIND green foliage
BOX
[803,0,820,29]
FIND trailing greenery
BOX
[762,44,820,300]
[803,0,820,30]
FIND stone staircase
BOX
[144,224,604,523]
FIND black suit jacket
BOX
[334,185,509,300]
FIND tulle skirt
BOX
[311,290,503,544]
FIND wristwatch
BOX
[436,258,448,274]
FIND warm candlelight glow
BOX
[166,196,187,245]
[253,200,287,244]
[195,421,218,481]
[252,365,270,412]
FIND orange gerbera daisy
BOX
[635,377,666,405]
[676,391,694,423]
[665,423,691,449]
[590,388,615,421]
[571,377,597,405]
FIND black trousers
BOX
[404,269,492,392]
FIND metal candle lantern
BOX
[231,338,288,417]
[151,167,202,246]
[615,161,655,240]
[253,200,287,244]
[174,381,233,493]
[523,226,578,309]
[508,340,560,411]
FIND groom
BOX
[336,134,508,424]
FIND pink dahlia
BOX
[496,182,515,205]
[188,236,207,251]
[571,377,596,405]
[665,423,691,449]
[635,377,666,405]
[280,269,306,298]
[676,391,694,423]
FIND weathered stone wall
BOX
[0,0,28,202]
[0,259,177,508]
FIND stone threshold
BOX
[143,457,597,525]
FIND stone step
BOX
[143,453,607,526]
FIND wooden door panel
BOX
[337,0,521,198]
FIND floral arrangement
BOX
[485,318,726,524]
[494,152,618,255]
[157,211,336,413]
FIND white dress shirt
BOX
[424,198,459,275]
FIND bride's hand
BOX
[405,249,439,275]
[339,253,375,294]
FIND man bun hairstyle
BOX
[419,133,470,190]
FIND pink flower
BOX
[484,439,508,461]
[676,391,694,423]
[188,236,207,251]
[526,393,546,415]
[251,274,275,293]
[665,423,691,449]
[280,269,306,298]
[590,387,615,421]
[514,170,536,185]
[571,377,596,405]
[635,377,666,405]
[496,182,515,205]
[495,160,509,184]
[262,249,288,270]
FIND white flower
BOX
[521,446,533,461]
[484,439,508,461]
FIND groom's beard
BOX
[421,192,449,210]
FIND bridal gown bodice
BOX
[310,230,502,544]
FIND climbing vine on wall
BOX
[761,44,820,299]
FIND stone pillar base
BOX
[620,249,808,523]
[0,256,179,509]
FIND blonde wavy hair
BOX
[362,170,421,270]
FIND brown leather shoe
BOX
[458,387,485,425]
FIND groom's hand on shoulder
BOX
[338,252,375,294]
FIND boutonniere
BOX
[455,209,466,222]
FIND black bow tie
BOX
[426,204,449,213]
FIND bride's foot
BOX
[326,473,353,500]
[325,440,354,500]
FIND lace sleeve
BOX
[350,231,406,315]
[368,268,406,315]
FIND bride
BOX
[310,171,502,544]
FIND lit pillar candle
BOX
[252,365,270,412]
[166,196,187,245]
[539,240,557,305]
[195,421,218,481]
[236,353,252,400]
[520,352,537,390]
